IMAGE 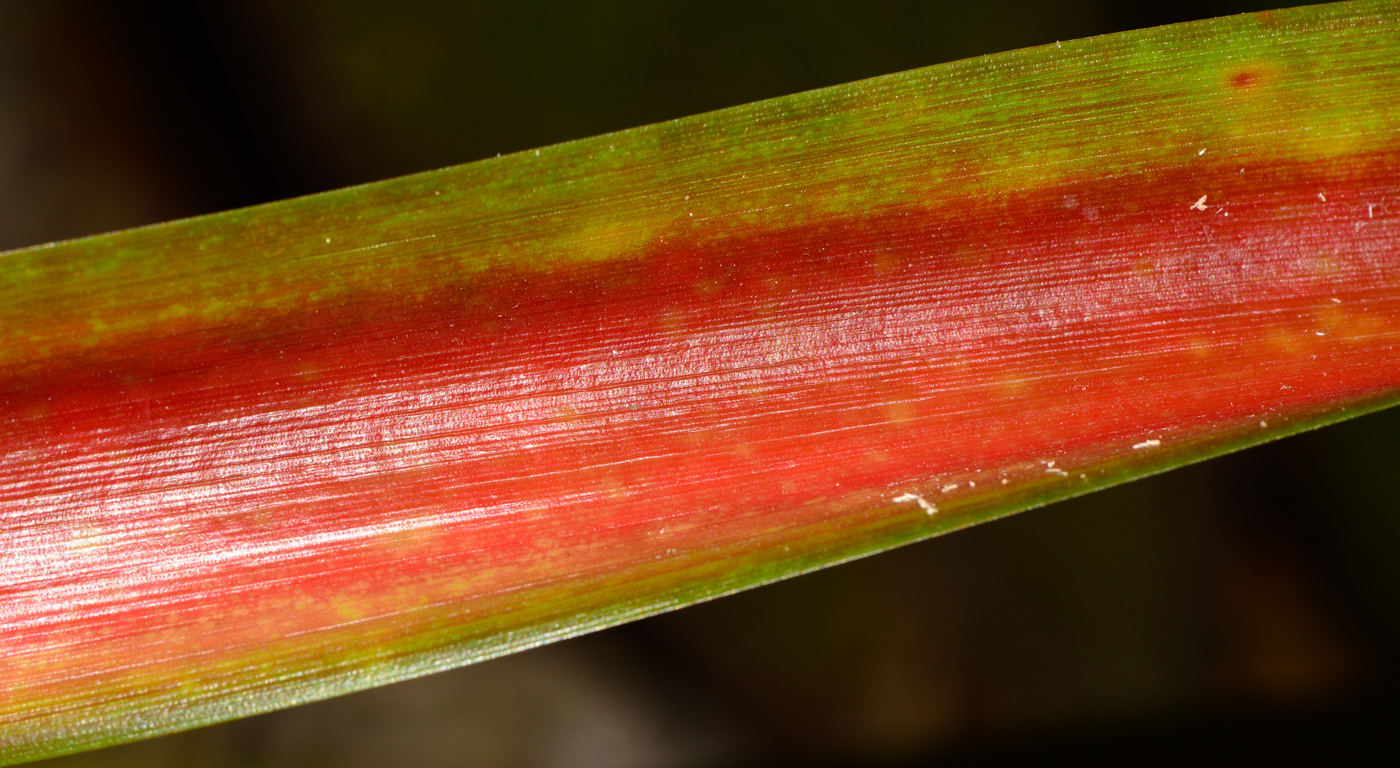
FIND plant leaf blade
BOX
[2,1,1399,762]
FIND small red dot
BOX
[1230,71,1259,89]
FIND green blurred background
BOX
[2,1,1397,765]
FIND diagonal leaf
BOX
[3,1,1399,762]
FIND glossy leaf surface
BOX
[2,1,1399,762]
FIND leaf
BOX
[2,1,1398,762]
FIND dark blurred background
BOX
[5,1,1397,765]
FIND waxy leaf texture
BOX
[2,1,1399,762]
